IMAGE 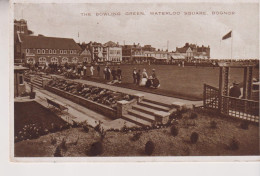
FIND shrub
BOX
[89,141,103,156]
[72,120,80,128]
[229,137,240,150]
[54,146,62,157]
[170,125,179,137]
[180,106,188,113]
[190,112,198,119]
[130,132,142,141]
[190,132,199,144]
[145,141,155,156]
[210,121,217,129]
[83,125,89,133]
[51,136,57,145]
[240,121,249,130]
[60,138,67,150]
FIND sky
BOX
[14,3,259,59]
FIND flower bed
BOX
[46,78,135,119]
[14,101,70,143]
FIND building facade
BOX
[175,43,210,60]
[14,19,82,66]
[21,35,82,66]
[104,41,122,63]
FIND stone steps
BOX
[132,104,157,116]
[142,98,172,108]
[121,99,174,127]
[122,114,152,127]
[128,109,155,123]
[138,100,170,112]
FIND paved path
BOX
[25,83,138,130]
[52,75,203,107]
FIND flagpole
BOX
[231,30,233,61]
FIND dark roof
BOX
[176,47,190,53]
[104,41,118,47]
[21,35,81,50]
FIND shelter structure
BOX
[14,65,28,97]
[203,61,259,123]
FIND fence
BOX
[203,84,219,110]
[221,96,259,123]
[203,84,259,123]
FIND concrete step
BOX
[32,79,42,85]
[122,114,151,127]
[28,82,43,90]
[138,101,170,112]
[132,104,157,116]
[143,98,172,108]
[128,109,155,123]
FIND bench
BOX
[46,98,68,112]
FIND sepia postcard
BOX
[9,0,259,162]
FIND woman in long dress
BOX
[139,69,148,86]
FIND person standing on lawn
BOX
[133,68,137,84]
[151,69,156,79]
[90,65,95,76]
[117,66,122,82]
[106,66,111,80]
[103,66,107,80]
[139,68,148,86]
[136,69,141,85]
[97,65,100,76]
[83,65,87,77]
[111,67,117,81]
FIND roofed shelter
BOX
[203,61,259,123]
[14,65,28,97]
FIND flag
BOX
[222,31,232,40]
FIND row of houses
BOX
[14,19,210,65]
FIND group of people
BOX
[133,68,160,88]
[103,66,122,84]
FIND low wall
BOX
[45,86,117,119]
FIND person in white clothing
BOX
[90,65,95,76]
[139,68,148,86]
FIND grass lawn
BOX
[14,101,67,141]
[14,110,259,157]
[83,65,259,100]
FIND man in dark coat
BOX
[117,66,122,82]
[111,67,116,80]
[136,69,141,85]
[97,65,100,76]
[229,81,241,98]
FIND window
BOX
[39,57,46,63]
[51,57,58,63]
[19,75,23,84]
[37,49,41,54]
[72,57,78,63]
[27,57,35,64]
[64,50,67,54]
[49,50,52,54]
[62,57,68,63]
[70,50,73,54]
[42,49,45,54]
[53,50,56,54]
[60,50,63,54]
[26,49,30,54]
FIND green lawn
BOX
[84,64,259,100]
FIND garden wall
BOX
[45,86,117,119]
